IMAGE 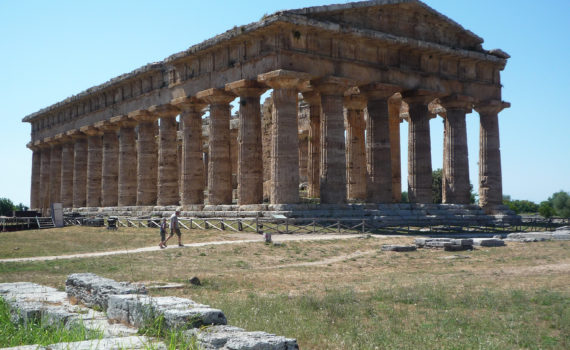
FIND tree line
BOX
[0,198,29,217]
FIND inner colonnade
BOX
[24,1,510,215]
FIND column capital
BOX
[94,120,120,133]
[401,89,443,105]
[225,79,267,97]
[79,125,103,136]
[171,96,207,112]
[257,69,310,90]
[196,88,235,105]
[301,91,321,105]
[439,94,474,112]
[360,82,401,100]
[27,142,39,151]
[474,100,511,115]
[110,115,138,128]
[128,109,156,122]
[53,133,73,145]
[66,129,87,140]
[312,76,356,95]
[148,104,180,118]
[344,94,367,110]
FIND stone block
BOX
[66,273,146,310]
[472,238,505,247]
[381,245,417,252]
[107,295,226,330]
[186,325,299,350]
[553,232,570,240]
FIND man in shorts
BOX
[164,210,183,247]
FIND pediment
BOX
[287,0,484,51]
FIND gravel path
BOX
[0,233,374,263]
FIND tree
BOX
[0,198,15,217]
[432,168,443,204]
[549,191,570,218]
[539,201,555,218]
[502,196,539,214]
[401,191,409,203]
[14,203,29,211]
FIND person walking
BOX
[164,210,183,247]
[158,218,167,249]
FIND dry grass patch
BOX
[0,230,568,349]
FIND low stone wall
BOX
[1,274,299,350]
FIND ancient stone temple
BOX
[23,0,512,220]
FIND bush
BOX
[549,191,570,218]
[502,197,539,214]
[538,201,555,218]
[0,198,14,217]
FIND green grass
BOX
[0,297,102,347]
[200,285,569,350]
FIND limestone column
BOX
[68,130,87,208]
[258,70,310,204]
[226,80,267,205]
[129,110,158,206]
[361,83,400,203]
[81,126,103,207]
[475,100,509,210]
[94,121,120,207]
[38,142,51,212]
[344,94,367,201]
[196,88,235,205]
[59,135,75,208]
[48,140,62,205]
[440,95,473,204]
[28,143,41,210]
[388,96,402,203]
[111,115,138,207]
[172,97,206,206]
[302,92,321,199]
[150,104,181,206]
[402,90,438,203]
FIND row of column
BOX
[29,70,507,211]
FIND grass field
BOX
[0,227,568,349]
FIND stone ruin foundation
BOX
[0,273,299,350]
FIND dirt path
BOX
[0,233,380,263]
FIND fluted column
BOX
[172,97,206,206]
[196,88,236,205]
[258,70,310,204]
[150,104,181,206]
[344,94,367,201]
[94,121,120,207]
[361,83,400,203]
[475,100,509,210]
[68,130,87,208]
[38,142,51,213]
[440,95,473,204]
[28,143,41,210]
[48,140,62,205]
[388,96,402,203]
[81,126,103,207]
[302,92,321,199]
[111,115,138,207]
[226,80,267,205]
[402,90,438,203]
[59,135,75,208]
[129,110,158,206]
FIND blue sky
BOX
[1,0,568,206]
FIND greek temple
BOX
[23,0,512,221]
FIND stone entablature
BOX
[24,0,510,215]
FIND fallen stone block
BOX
[44,336,163,350]
[443,244,471,252]
[472,238,505,247]
[107,295,226,330]
[553,232,570,240]
[186,325,299,350]
[66,273,146,310]
[506,232,553,241]
[440,255,471,260]
[381,245,417,252]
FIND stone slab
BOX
[66,273,146,310]
[381,245,417,252]
[186,325,299,350]
[472,238,505,247]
